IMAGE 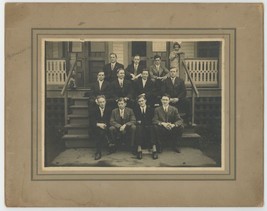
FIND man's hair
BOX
[154,55,161,60]
[110,52,117,58]
[133,54,141,58]
[97,70,105,75]
[161,94,171,99]
[117,97,127,103]
[137,94,146,101]
[116,68,125,73]
[141,68,149,73]
[96,95,106,101]
[173,42,181,48]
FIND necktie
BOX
[143,80,146,88]
[111,63,115,70]
[100,108,104,117]
[120,110,124,118]
[134,64,138,75]
[99,81,102,90]
[120,81,123,88]
[172,78,175,85]
[164,107,168,122]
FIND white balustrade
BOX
[46,60,67,85]
[184,59,218,86]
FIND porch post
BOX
[191,89,195,125]
[64,90,68,125]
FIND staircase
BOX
[62,95,202,149]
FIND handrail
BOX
[61,60,77,96]
[182,61,199,97]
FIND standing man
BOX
[90,95,112,160]
[91,71,111,100]
[109,98,136,154]
[162,68,191,124]
[110,68,133,107]
[103,53,124,82]
[125,54,145,81]
[134,94,158,160]
[149,55,169,104]
[134,69,155,107]
[152,94,184,153]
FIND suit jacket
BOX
[161,77,186,99]
[152,105,183,127]
[149,64,169,81]
[110,107,136,128]
[125,63,145,80]
[91,80,111,99]
[103,62,124,82]
[134,78,155,99]
[134,106,154,126]
[90,106,112,128]
[110,79,133,100]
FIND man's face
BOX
[138,97,146,107]
[154,58,161,66]
[97,97,106,108]
[174,45,180,51]
[161,96,170,106]
[141,71,149,80]
[110,54,117,63]
[97,72,105,81]
[118,101,126,110]
[170,68,177,78]
[133,56,140,65]
[117,70,125,79]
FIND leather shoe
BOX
[157,146,163,153]
[152,151,158,160]
[137,151,142,160]
[174,147,181,153]
[94,152,102,160]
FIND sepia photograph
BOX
[44,40,222,168]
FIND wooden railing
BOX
[182,61,200,125]
[46,59,67,85]
[184,58,218,86]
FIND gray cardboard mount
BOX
[5,3,263,207]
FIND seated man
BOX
[134,94,158,160]
[133,69,155,107]
[109,97,136,154]
[90,95,112,160]
[161,67,191,124]
[152,94,184,153]
[89,70,111,100]
[125,54,145,81]
[110,68,133,108]
[103,52,124,82]
[149,55,169,104]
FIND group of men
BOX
[89,50,190,161]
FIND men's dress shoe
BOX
[137,151,142,160]
[94,152,102,160]
[174,147,181,153]
[152,151,158,160]
[157,146,163,153]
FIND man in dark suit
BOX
[134,94,158,160]
[109,98,136,154]
[162,67,191,124]
[103,53,124,82]
[152,94,184,153]
[125,54,145,81]
[134,69,155,107]
[110,68,133,108]
[149,55,169,105]
[90,95,112,160]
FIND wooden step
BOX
[72,97,90,106]
[68,114,89,124]
[70,105,88,115]
[62,134,92,148]
[64,124,89,135]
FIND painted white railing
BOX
[184,59,218,86]
[46,60,67,85]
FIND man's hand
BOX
[170,98,179,103]
[96,123,107,130]
[161,122,171,130]
[120,124,126,132]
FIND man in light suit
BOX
[162,68,191,124]
[103,53,124,82]
[133,69,155,107]
[125,54,145,81]
[149,55,169,104]
[134,94,158,160]
[90,95,112,160]
[152,94,184,153]
[109,97,136,154]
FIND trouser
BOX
[135,125,156,149]
[94,127,110,153]
[153,125,183,149]
[109,125,136,149]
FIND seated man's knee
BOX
[109,126,116,132]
